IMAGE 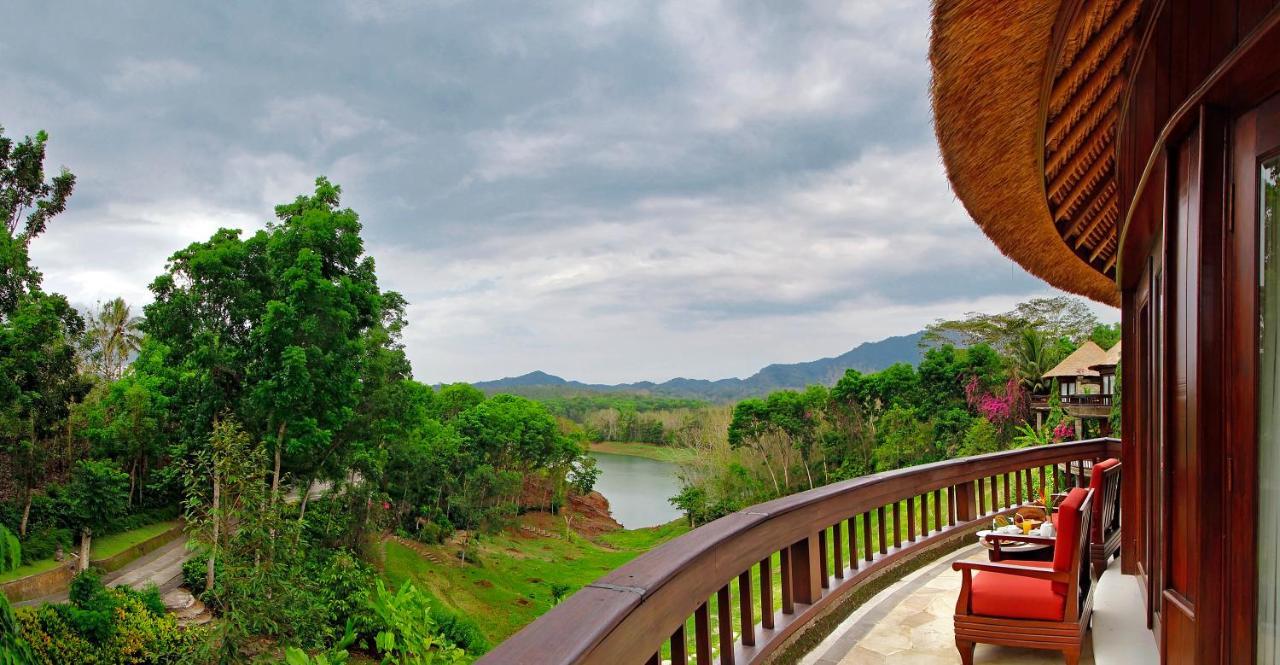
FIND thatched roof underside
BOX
[930,0,1140,307]
[1044,340,1111,378]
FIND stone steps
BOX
[163,589,213,627]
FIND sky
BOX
[2,1,1114,384]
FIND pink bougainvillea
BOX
[966,377,1030,428]
[1052,421,1075,442]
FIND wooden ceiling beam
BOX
[1103,249,1118,274]
[1047,111,1117,181]
[1057,0,1128,72]
[1088,224,1118,261]
[1048,0,1139,117]
[1060,183,1116,238]
[1049,33,1135,127]
[1075,203,1117,250]
[1050,139,1113,207]
[1046,77,1121,154]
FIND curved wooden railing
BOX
[480,438,1122,665]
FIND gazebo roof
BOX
[1043,340,1112,379]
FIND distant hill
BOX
[472,331,926,402]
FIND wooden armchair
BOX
[1086,458,1121,577]
[954,487,1096,665]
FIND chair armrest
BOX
[982,533,1055,546]
[952,560,1067,581]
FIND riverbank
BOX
[588,440,693,463]
[380,514,689,652]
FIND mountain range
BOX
[471,331,927,402]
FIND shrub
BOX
[430,604,489,655]
[17,580,201,664]
[19,527,72,565]
[365,580,465,664]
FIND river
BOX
[589,452,683,528]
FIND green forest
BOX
[0,128,601,664]
[665,300,1119,526]
[0,126,1120,664]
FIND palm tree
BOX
[84,297,143,380]
[1010,327,1060,394]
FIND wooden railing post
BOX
[789,534,821,605]
[955,481,976,523]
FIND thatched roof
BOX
[929,0,1138,307]
[1044,340,1110,379]
[1089,341,1121,370]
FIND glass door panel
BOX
[1259,156,1280,664]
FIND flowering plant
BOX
[1052,421,1075,441]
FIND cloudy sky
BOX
[2,1,1111,384]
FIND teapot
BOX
[1038,521,1056,537]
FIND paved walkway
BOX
[800,545,1158,665]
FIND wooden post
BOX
[955,480,976,523]
[695,602,711,665]
[789,534,821,605]
[717,585,735,665]
[760,557,774,628]
[671,624,688,665]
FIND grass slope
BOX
[0,520,181,584]
[588,441,693,463]
[381,520,689,649]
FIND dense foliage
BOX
[673,303,1119,526]
[0,125,597,663]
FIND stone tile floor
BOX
[800,545,1157,665]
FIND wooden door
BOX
[1228,91,1280,665]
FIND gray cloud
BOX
[2,0,1111,384]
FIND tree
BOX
[1090,322,1121,349]
[183,418,266,592]
[923,296,1100,354]
[82,368,170,507]
[81,297,144,381]
[1010,328,1062,394]
[66,459,129,570]
[0,126,75,314]
[0,125,86,537]
[246,178,381,503]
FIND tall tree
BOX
[0,126,75,314]
[246,177,381,501]
[1010,328,1061,394]
[66,459,129,570]
[146,178,382,497]
[81,297,144,380]
[0,126,87,536]
[923,296,1100,354]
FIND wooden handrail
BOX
[479,438,1121,665]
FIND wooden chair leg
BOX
[956,639,975,665]
[1063,647,1081,665]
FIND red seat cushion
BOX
[1088,458,1120,540]
[1051,487,1090,593]
[970,561,1066,621]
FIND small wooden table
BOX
[977,529,1056,562]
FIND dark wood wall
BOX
[1115,1,1280,664]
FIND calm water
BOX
[589,452,683,528]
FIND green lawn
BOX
[90,520,181,560]
[588,440,693,463]
[381,520,689,649]
[0,520,181,585]
[0,556,62,585]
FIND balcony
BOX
[481,438,1147,664]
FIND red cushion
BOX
[970,561,1066,621]
[1051,487,1089,593]
[1088,459,1120,539]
